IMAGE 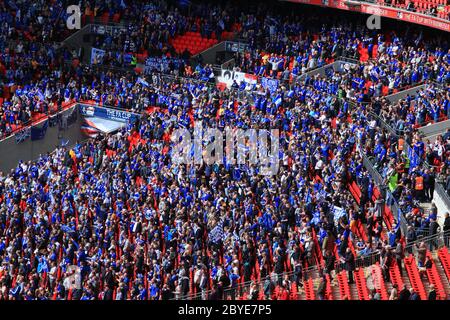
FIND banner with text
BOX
[78,104,140,124]
[217,69,258,88]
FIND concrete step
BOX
[349,283,359,300]
[401,273,412,290]
[421,273,431,295]
[295,285,306,300]
[384,276,394,298]
[330,279,342,300]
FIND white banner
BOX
[63,265,81,290]
[217,69,258,88]
[333,205,347,226]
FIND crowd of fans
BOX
[232,11,450,87]
[88,0,242,68]
[0,0,449,301]
[384,0,450,20]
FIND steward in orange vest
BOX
[398,137,405,151]
[415,176,424,190]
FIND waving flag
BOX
[261,77,279,93]
[274,95,282,107]
[37,89,45,101]
[209,219,224,244]
[332,206,347,226]
[61,139,70,147]
[395,208,402,232]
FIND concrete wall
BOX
[433,185,450,227]
[62,24,92,64]
[0,106,85,173]
[384,84,426,103]
[192,41,227,65]
[418,119,450,139]
[298,59,358,80]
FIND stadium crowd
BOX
[0,0,449,301]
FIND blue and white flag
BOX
[90,47,106,64]
[15,127,31,144]
[136,77,150,87]
[37,89,45,101]
[61,224,75,234]
[274,95,282,107]
[395,208,402,232]
[261,77,279,93]
[209,219,224,244]
[332,206,347,225]
[61,139,70,147]
[7,0,19,10]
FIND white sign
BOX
[63,265,81,290]
[217,69,258,88]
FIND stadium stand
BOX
[0,0,448,301]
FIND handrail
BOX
[361,150,408,235]
[178,230,449,300]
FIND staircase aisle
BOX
[330,278,342,300]
[349,283,359,300]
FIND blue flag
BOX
[136,77,150,87]
[209,219,224,244]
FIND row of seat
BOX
[404,255,428,300]
[379,0,450,18]
[171,31,235,55]
[171,32,220,55]
[425,251,447,299]
[232,247,450,300]
[438,247,450,286]
[372,262,389,299]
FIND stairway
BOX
[401,272,412,291]
[349,283,359,300]
[296,286,306,300]
[330,276,342,300]
[421,274,431,297]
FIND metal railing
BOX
[178,231,450,300]
[368,110,450,210]
[174,262,323,300]
[361,151,408,235]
